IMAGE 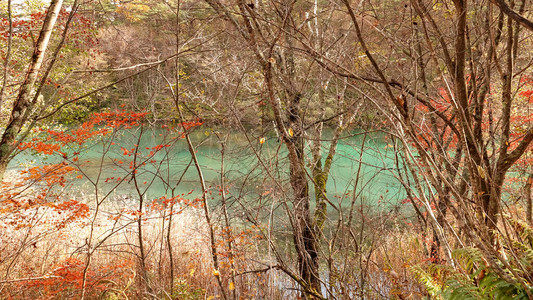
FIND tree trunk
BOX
[289,143,321,294]
[526,173,533,226]
[0,0,64,181]
[286,91,321,295]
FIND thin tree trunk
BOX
[217,134,237,300]
[172,3,226,296]
[525,173,533,226]
[131,128,153,295]
[166,201,175,294]
[0,0,13,109]
[0,0,64,181]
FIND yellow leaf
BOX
[259,137,266,144]
[212,269,220,277]
[205,130,210,137]
[207,297,215,300]
[189,268,195,277]
[477,165,485,179]
[229,281,235,290]
[288,128,294,137]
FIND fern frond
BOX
[452,247,484,274]
[507,217,533,246]
[410,265,444,298]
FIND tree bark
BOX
[0,0,13,110]
[490,0,533,32]
[526,173,533,226]
[0,0,64,181]
[202,1,324,295]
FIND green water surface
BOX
[8,127,405,208]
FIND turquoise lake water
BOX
[8,127,406,209]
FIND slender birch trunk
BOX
[0,0,64,180]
